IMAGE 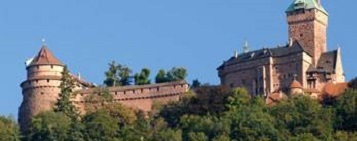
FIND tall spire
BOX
[243,40,249,53]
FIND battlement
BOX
[73,81,189,113]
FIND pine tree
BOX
[104,61,120,87]
[55,66,79,121]
[155,69,168,83]
[134,68,151,85]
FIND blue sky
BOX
[0,1,356,117]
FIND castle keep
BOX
[19,46,189,132]
[218,0,346,102]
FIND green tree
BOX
[269,95,334,140]
[155,69,168,83]
[83,110,120,141]
[191,79,201,89]
[334,90,357,131]
[189,86,230,115]
[187,132,208,141]
[153,129,182,141]
[104,61,120,87]
[167,67,187,81]
[134,68,151,85]
[349,77,357,90]
[225,95,281,141]
[289,133,320,141]
[118,65,132,86]
[212,134,230,141]
[180,115,230,141]
[104,61,132,86]
[225,88,251,112]
[25,111,72,141]
[0,116,20,141]
[55,66,79,121]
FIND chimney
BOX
[288,38,293,47]
[234,51,238,58]
[77,73,81,80]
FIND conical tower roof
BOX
[29,46,64,67]
[290,80,303,89]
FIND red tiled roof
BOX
[290,80,303,88]
[266,92,287,106]
[322,82,348,97]
[29,46,64,67]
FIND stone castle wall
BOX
[287,9,328,65]
[219,56,272,96]
[19,65,64,132]
[74,81,189,114]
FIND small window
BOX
[157,87,160,91]
[115,92,118,95]
[141,89,144,93]
[41,92,44,95]
[124,91,126,94]
[51,65,54,69]
[36,80,39,83]
[47,79,50,83]
[300,34,303,37]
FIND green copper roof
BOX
[286,0,328,15]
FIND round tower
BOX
[289,79,304,95]
[19,45,64,132]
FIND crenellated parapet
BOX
[74,81,189,113]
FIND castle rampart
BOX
[74,81,189,113]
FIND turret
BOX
[286,0,328,65]
[19,45,64,133]
[289,79,304,95]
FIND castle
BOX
[19,46,189,132]
[217,0,347,103]
[20,0,349,133]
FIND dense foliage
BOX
[155,67,187,83]
[0,116,20,141]
[17,86,357,141]
[104,61,132,86]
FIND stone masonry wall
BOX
[74,82,189,114]
[287,9,328,65]
[20,65,64,133]
[219,57,271,96]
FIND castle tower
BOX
[289,79,304,95]
[19,45,64,132]
[286,0,328,65]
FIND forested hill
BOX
[2,73,357,141]
[1,85,357,140]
